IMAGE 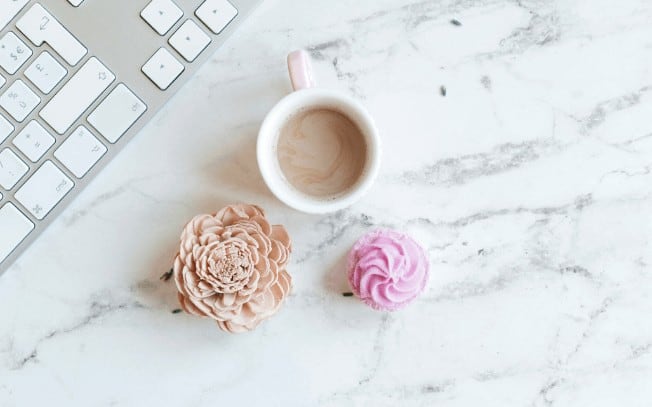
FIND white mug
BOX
[257,50,382,214]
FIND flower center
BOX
[208,245,253,291]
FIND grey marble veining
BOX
[2,0,652,405]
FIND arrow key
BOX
[196,0,237,34]
[142,48,184,90]
[141,0,183,36]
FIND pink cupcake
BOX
[347,230,429,311]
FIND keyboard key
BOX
[141,0,183,36]
[0,80,40,122]
[0,0,29,31]
[88,84,147,143]
[0,114,13,143]
[0,32,32,75]
[40,57,115,135]
[15,161,73,220]
[169,20,211,63]
[13,120,55,162]
[142,48,184,90]
[0,148,28,190]
[54,126,106,178]
[68,0,84,6]
[25,51,68,94]
[0,203,33,263]
[16,4,88,66]
[196,0,238,34]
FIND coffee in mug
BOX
[257,50,381,214]
[276,107,368,199]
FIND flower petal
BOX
[270,225,291,250]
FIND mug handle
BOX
[287,50,316,91]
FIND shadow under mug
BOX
[257,50,382,214]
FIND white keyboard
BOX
[0,0,260,273]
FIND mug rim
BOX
[257,88,381,214]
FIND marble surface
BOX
[2,0,652,405]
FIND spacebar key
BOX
[40,57,115,135]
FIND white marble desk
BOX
[2,0,652,405]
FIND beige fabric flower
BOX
[173,204,292,333]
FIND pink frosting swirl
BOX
[348,230,429,311]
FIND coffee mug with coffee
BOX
[257,50,382,214]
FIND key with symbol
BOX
[40,57,115,134]
[141,0,184,36]
[16,4,87,66]
[196,0,238,34]
[0,32,32,75]
[13,120,55,162]
[0,148,29,190]
[24,51,67,94]
[15,161,74,220]
[142,48,184,90]
[54,126,107,178]
[88,84,147,143]
[169,20,211,62]
[0,80,40,122]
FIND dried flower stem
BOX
[160,268,173,281]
